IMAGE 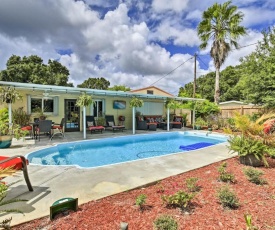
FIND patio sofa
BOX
[136,115,164,130]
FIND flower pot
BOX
[0,135,12,148]
[195,125,201,130]
[239,155,263,167]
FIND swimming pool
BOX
[27,131,227,168]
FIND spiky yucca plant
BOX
[0,167,27,229]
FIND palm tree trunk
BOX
[214,68,220,104]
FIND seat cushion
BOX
[0,156,29,170]
[52,125,62,129]
[21,126,32,131]
[88,126,105,131]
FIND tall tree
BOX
[239,27,275,108]
[77,77,110,90]
[108,85,130,91]
[0,55,73,86]
[197,1,246,103]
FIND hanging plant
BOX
[130,97,144,108]
[76,93,94,107]
[0,87,22,104]
[165,98,179,109]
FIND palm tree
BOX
[197,1,246,103]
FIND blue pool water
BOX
[27,132,227,168]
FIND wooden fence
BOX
[220,106,262,118]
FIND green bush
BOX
[218,162,235,183]
[227,135,268,166]
[186,177,200,192]
[217,186,239,209]
[135,194,147,209]
[162,190,195,209]
[153,215,178,230]
[243,167,267,185]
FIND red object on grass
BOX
[0,155,33,191]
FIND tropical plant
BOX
[197,1,246,103]
[129,97,144,108]
[0,108,28,139]
[76,93,93,107]
[12,107,31,127]
[228,135,268,167]
[0,168,27,229]
[162,190,195,209]
[217,185,239,209]
[153,215,178,230]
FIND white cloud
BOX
[152,0,189,13]
[0,0,273,95]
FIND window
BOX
[147,90,154,95]
[31,98,54,113]
[137,102,163,115]
[28,95,58,115]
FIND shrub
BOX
[186,177,200,192]
[218,162,235,183]
[135,194,147,209]
[153,215,178,230]
[243,167,267,185]
[217,186,239,209]
[162,190,195,209]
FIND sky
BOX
[0,0,275,95]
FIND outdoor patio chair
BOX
[35,120,52,141]
[105,115,125,132]
[86,116,105,133]
[0,155,33,191]
[51,118,65,140]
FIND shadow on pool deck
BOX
[1,129,234,226]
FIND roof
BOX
[219,100,252,105]
[130,86,174,97]
[0,81,204,102]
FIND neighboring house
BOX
[0,81,200,132]
[130,86,174,116]
[130,86,174,97]
[219,100,261,118]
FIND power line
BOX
[197,55,208,69]
[149,57,193,86]
[198,42,258,56]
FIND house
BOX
[219,101,261,118]
[0,81,202,132]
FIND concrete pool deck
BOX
[1,129,235,226]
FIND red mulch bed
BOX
[14,157,275,230]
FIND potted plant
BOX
[225,112,275,167]
[194,117,206,130]
[0,108,28,148]
[76,92,94,139]
[181,113,188,127]
[130,97,144,134]
[228,135,268,167]
[0,87,22,104]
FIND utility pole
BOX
[193,53,197,98]
[192,53,197,129]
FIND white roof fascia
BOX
[0,81,204,102]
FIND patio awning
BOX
[0,81,204,102]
